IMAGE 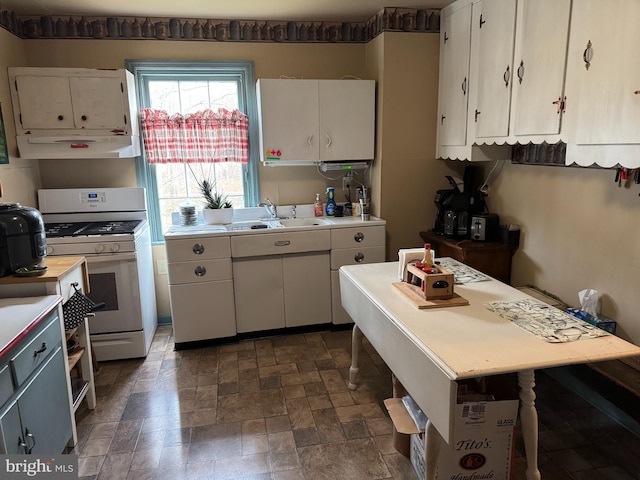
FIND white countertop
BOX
[0,295,62,360]
[164,213,385,239]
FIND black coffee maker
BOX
[434,166,487,240]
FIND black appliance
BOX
[471,213,500,241]
[434,167,487,240]
[0,203,47,277]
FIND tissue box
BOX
[565,309,617,334]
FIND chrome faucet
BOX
[259,197,278,219]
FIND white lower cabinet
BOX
[330,226,386,325]
[233,253,331,332]
[166,236,236,344]
[166,223,385,340]
[232,231,331,333]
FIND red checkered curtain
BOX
[140,108,249,163]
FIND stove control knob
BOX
[194,266,207,277]
[95,244,105,253]
[110,244,120,253]
[193,243,205,255]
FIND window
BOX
[126,60,260,242]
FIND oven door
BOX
[84,252,142,334]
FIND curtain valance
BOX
[140,108,248,164]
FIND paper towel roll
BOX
[397,248,435,280]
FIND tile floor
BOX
[73,325,640,479]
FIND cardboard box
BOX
[386,396,519,480]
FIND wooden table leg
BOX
[425,420,443,480]
[348,324,363,390]
[518,369,541,480]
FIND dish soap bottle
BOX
[314,193,323,217]
[325,187,336,216]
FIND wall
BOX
[366,32,462,258]
[0,28,40,206]
[490,162,640,343]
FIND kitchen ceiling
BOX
[0,0,453,22]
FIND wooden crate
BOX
[404,263,455,300]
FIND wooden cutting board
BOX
[392,282,469,309]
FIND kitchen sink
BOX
[277,218,334,227]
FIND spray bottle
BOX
[325,187,336,216]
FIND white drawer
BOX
[168,258,232,284]
[231,230,330,257]
[331,226,385,249]
[331,246,386,269]
[166,236,231,262]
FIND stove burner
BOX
[45,220,142,237]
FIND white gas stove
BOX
[38,188,157,362]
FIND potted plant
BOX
[196,177,233,225]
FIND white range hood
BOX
[16,135,141,159]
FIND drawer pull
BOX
[193,243,205,255]
[275,240,291,246]
[33,342,47,358]
[194,266,207,277]
[354,232,364,242]
[355,252,365,263]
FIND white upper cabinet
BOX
[436,0,511,161]
[562,0,640,167]
[471,0,517,140]
[257,79,375,164]
[257,79,319,163]
[8,68,137,136]
[510,0,571,140]
[437,2,473,149]
[318,80,375,161]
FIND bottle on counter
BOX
[314,193,323,217]
[422,243,434,267]
[325,187,336,216]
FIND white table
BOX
[340,261,640,480]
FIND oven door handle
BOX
[85,252,137,263]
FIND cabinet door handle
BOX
[354,252,365,263]
[440,115,446,125]
[583,40,592,70]
[25,428,36,454]
[81,115,88,121]
[307,135,313,147]
[503,65,510,87]
[475,109,481,122]
[275,240,291,246]
[194,265,207,277]
[325,134,332,148]
[33,342,47,358]
[192,243,205,255]
[479,13,486,28]
[517,60,524,84]
[354,232,365,242]
[57,115,64,121]
[461,77,467,96]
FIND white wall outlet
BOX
[156,259,168,275]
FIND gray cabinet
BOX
[0,307,72,454]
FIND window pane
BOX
[148,81,180,112]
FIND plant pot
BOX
[203,208,233,225]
